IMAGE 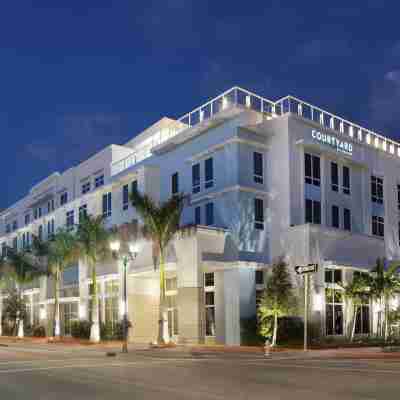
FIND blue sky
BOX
[1,1,400,209]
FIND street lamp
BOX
[110,240,139,353]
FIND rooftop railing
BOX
[111,87,400,176]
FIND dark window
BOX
[95,174,104,188]
[204,272,214,287]
[253,152,264,184]
[195,206,201,225]
[60,192,68,206]
[6,224,10,234]
[47,219,55,238]
[38,207,42,218]
[372,215,384,237]
[13,237,18,250]
[66,211,74,228]
[171,172,179,195]
[102,192,112,218]
[192,163,200,194]
[305,153,320,186]
[331,162,338,192]
[342,166,350,195]
[131,180,138,194]
[38,225,43,240]
[255,270,264,285]
[332,205,339,228]
[305,199,321,224]
[205,202,214,226]
[79,205,87,223]
[204,158,214,189]
[81,181,91,195]
[254,198,264,230]
[12,220,18,231]
[371,176,383,204]
[24,214,30,226]
[122,184,129,210]
[343,208,351,231]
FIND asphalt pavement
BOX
[0,342,399,399]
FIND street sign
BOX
[295,264,318,275]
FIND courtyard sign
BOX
[295,264,318,275]
[311,129,353,156]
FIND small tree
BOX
[2,287,27,336]
[257,258,297,347]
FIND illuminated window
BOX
[102,192,112,218]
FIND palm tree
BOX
[0,247,44,337]
[75,215,110,343]
[130,191,185,344]
[342,274,370,342]
[33,229,78,338]
[369,259,400,341]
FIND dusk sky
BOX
[1,1,400,209]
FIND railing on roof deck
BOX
[111,87,277,176]
[276,95,400,158]
[111,87,400,177]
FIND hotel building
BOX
[1,87,400,344]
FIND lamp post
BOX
[110,240,139,353]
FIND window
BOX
[166,278,178,337]
[66,211,74,228]
[354,294,370,335]
[38,225,43,241]
[102,192,112,218]
[372,215,384,237]
[204,272,215,337]
[38,207,42,218]
[24,214,30,226]
[342,166,350,195]
[12,237,18,250]
[204,272,214,287]
[343,208,351,231]
[255,270,264,285]
[122,184,129,211]
[194,206,201,225]
[47,219,55,238]
[81,181,91,195]
[331,162,338,192]
[192,163,200,194]
[95,174,104,188]
[12,220,18,231]
[60,192,68,206]
[304,153,320,186]
[6,224,11,234]
[131,180,138,195]
[371,176,383,204]
[79,205,87,223]
[332,205,339,228]
[253,152,264,184]
[325,268,344,336]
[33,208,38,220]
[305,199,321,224]
[254,198,264,230]
[47,199,54,213]
[171,172,179,195]
[398,185,400,211]
[22,233,26,249]
[205,202,214,226]
[204,157,214,189]
[104,280,119,335]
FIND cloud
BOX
[24,112,126,168]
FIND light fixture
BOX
[110,240,121,252]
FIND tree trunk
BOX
[90,263,100,343]
[351,305,358,342]
[157,251,169,345]
[16,284,24,338]
[271,313,278,347]
[54,266,61,338]
[384,298,389,342]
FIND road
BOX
[0,343,399,399]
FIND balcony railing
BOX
[111,87,400,177]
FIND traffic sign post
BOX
[295,264,318,351]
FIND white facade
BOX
[1,87,400,343]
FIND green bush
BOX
[70,320,92,339]
[101,321,132,341]
[241,317,264,346]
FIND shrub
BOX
[241,317,264,346]
[101,320,132,341]
[33,325,46,337]
[277,317,304,342]
[70,320,92,339]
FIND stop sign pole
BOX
[295,264,318,351]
